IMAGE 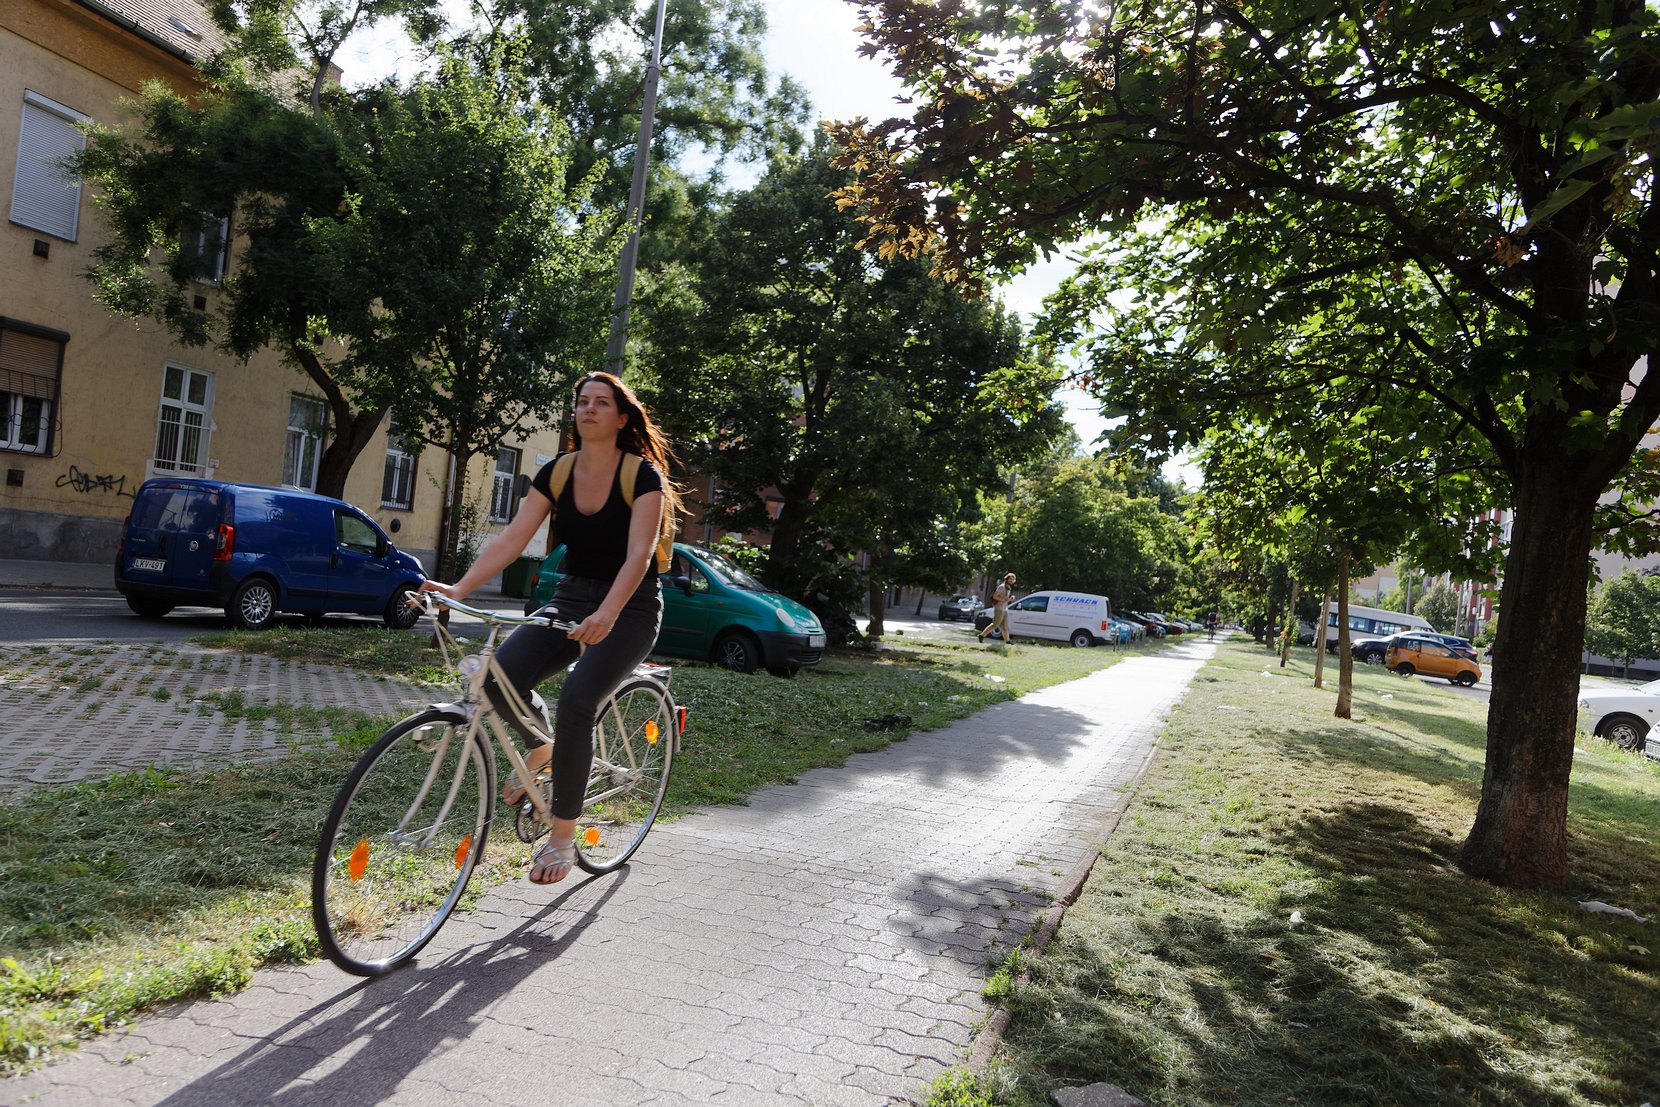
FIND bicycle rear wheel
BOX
[574,677,676,874]
[312,709,491,975]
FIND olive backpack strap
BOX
[619,453,674,574]
[544,451,579,512]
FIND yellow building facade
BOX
[0,0,561,574]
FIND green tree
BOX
[983,453,1189,609]
[643,143,1063,619]
[314,40,621,576]
[1416,582,1461,636]
[1586,571,1660,675]
[833,0,1660,891]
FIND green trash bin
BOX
[502,555,542,599]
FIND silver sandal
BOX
[528,837,576,885]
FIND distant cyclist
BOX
[1206,612,1218,639]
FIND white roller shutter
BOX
[10,92,89,241]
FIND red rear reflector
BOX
[676,705,689,735]
[214,523,235,561]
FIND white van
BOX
[978,590,1115,647]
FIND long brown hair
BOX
[566,371,684,537]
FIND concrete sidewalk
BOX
[5,636,1219,1106]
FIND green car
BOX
[526,543,827,676]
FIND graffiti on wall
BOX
[56,465,136,499]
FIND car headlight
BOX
[776,607,799,630]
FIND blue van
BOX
[527,542,827,675]
[115,479,426,630]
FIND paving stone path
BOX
[0,642,435,792]
[6,636,1217,1106]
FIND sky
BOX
[340,0,1125,464]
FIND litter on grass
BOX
[1579,900,1650,924]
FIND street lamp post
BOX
[604,0,670,378]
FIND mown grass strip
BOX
[936,638,1660,1107]
[0,628,1164,1069]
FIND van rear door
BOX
[123,483,223,594]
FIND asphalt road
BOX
[0,588,504,644]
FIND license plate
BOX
[808,634,826,648]
[132,558,166,572]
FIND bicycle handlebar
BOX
[416,590,577,631]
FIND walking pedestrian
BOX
[418,372,681,886]
[978,572,1017,644]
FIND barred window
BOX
[489,446,520,523]
[154,365,213,475]
[0,321,65,455]
[381,417,416,509]
[282,395,326,490]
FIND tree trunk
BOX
[441,459,475,582]
[1334,554,1352,719]
[287,336,385,500]
[867,579,886,638]
[1313,588,1331,690]
[1459,463,1596,891]
[1280,578,1301,667]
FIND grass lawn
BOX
[939,638,1660,1107]
[0,624,1164,1069]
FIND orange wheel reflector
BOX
[645,719,659,744]
[583,826,602,846]
[454,833,473,869]
[348,839,370,881]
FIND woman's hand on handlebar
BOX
[413,580,464,610]
[567,608,617,646]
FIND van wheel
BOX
[1456,673,1478,687]
[228,578,278,631]
[1069,629,1095,648]
[126,597,173,619]
[384,585,422,630]
[714,631,760,674]
[1394,663,1415,677]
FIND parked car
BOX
[1386,638,1482,686]
[1350,631,1467,665]
[971,590,1116,647]
[1578,679,1660,755]
[1350,636,1392,664]
[115,478,425,631]
[1119,612,1166,637]
[527,542,826,676]
[938,594,981,622]
[1110,616,1143,642]
[1418,632,1477,660]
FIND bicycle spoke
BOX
[574,679,674,873]
[312,712,490,975]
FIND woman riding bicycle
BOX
[418,372,680,886]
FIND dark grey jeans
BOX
[487,574,662,819]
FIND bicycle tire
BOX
[312,708,491,976]
[574,677,676,874]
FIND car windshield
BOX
[696,549,773,593]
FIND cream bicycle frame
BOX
[417,593,671,845]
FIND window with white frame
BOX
[153,365,213,475]
[11,91,89,241]
[180,212,230,283]
[0,321,64,455]
[489,446,520,523]
[282,395,327,490]
[381,416,416,509]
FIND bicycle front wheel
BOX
[312,709,491,975]
[575,678,676,874]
